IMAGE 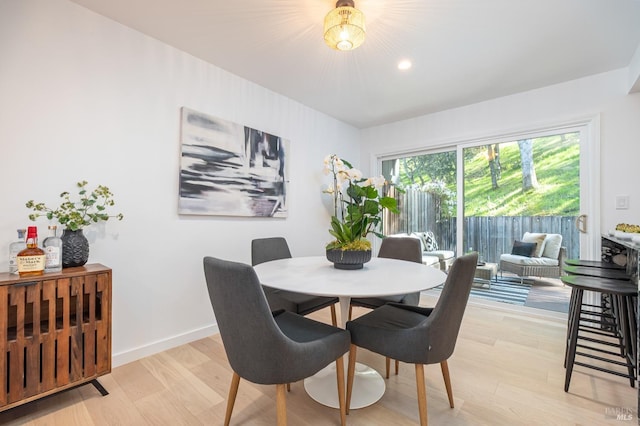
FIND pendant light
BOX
[323,0,366,51]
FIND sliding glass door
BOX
[380,118,599,263]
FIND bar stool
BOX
[564,258,626,270]
[561,274,637,391]
[563,264,631,281]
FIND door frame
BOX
[374,114,601,260]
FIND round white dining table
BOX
[253,255,447,409]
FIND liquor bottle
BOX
[8,228,27,274]
[43,225,63,273]
[17,226,46,277]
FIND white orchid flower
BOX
[336,169,350,186]
[323,155,334,175]
[346,168,363,181]
[323,184,335,195]
[369,175,386,189]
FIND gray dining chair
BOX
[349,236,423,377]
[251,237,339,326]
[203,256,350,426]
[345,252,478,426]
[349,237,422,313]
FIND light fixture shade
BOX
[323,2,366,51]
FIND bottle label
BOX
[17,255,46,273]
[45,247,61,267]
[9,254,18,274]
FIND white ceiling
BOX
[69,0,640,128]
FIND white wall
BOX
[0,0,360,366]
[361,69,640,237]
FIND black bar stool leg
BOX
[565,288,580,369]
[626,295,638,372]
[565,288,583,392]
[618,296,636,387]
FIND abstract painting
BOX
[178,107,289,217]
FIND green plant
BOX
[26,180,124,231]
[323,154,400,251]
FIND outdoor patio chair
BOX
[500,232,566,284]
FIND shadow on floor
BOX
[523,276,571,313]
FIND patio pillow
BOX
[410,231,439,252]
[542,233,563,260]
[424,231,438,251]
[511,240,536,257]
[522,232,547,257]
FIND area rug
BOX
[425,275,571,313]
[469,276,532,305]
[426,276,531,306]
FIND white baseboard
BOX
[112,324,219,368]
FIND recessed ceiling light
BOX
[398,60,412,70]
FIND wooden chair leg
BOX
[440,360,454,408]
[276,383,287,426]
[415,364,428,426]
[348,305,353,321]
[346,344,358,415]
[224,372,241,426]
[335,355,347,426]
[286,383,290,392]
[385,358,400,378]
[330,305,338,326]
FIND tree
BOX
[487,144,501,189]
[400,152,456,188]
[517,139,538,191]
[400,157,427,186]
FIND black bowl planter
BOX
[61,228,90,268]
[326,248,372,270]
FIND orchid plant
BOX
[323,154,400,251]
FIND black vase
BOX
[326,248,372,270]
[61,229,90,268]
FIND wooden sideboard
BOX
[0,263,111,411]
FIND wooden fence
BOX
[383,187,579,263]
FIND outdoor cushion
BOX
[500,253,559,266]
[422,255,440,267]
[408,231,439,251]
[522,232,547,257]
[390,233,453,263]
[423,250,454,260]
[420,231,439,251]
[511,240,536,257]
[541,233,563,260]
[408,232,427,251]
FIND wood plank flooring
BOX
[0,295,636,425]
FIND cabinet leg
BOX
[91,379,109,396]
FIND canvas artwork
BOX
[178,107,289,217]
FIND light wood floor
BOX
[1,295,636,425]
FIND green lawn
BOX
[463,134,580,216]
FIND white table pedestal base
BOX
[303,362,385,409]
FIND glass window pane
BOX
[463,132,580,263]
[382,150,457,254]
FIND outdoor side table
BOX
[474,262,498,288]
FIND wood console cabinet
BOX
[0,264,111,412]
